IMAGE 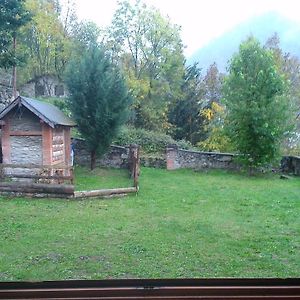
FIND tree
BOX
[197,102,233,152]
[223,37,291,172]
[70,21,101,49]
[64,45,132,169]
[169,63,206,144]
[264,33,300,154]
[0,0,30,68]
[202,62,223,104]
[108,0,185,131]
[18,0,71,83]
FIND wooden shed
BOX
[0,96,76,167]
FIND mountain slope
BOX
[187,12,300,72]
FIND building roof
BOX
[0,96,76,128]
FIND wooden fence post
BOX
[129,144,140,190]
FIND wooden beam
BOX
[9,130,42,136]
[0,182,74,194]
[0,163,72,170]
[3,174,73,180]
[74,187,137,198]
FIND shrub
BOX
[114,126,193,154]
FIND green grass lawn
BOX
[0,167,299,280]
[74,166,133,190]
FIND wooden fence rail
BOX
[0,163,72,170]
[0,148,140,198]
[0,164,74,196]
[0,278,299,299]
[0,163,74,184]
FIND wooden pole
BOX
[0,182,74,194]
[12,35,17,99]
[74,187,137,199]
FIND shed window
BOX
[55,85,64,96]
[35,83,45,96]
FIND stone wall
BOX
[67,140,300,176]
[281,156,300,176]
[141,156,166,168]
[72,140,238,170]
[0,69,14,110]
[0,84,13,111]
[73,138,129,168]
[8,108,43,165]
[73,138,167,169]
[11,136,42,164]
[166,145,239,170]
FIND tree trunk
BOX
[12,35,17,99]
[248,165,255,176]
[90,150,96,170]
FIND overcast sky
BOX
[72,0,300,56]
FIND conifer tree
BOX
[65,45,132,169]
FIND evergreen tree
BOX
[169,63,206,144]
[223,37,292,172]
[65,45,132,169]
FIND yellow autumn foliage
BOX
[198,102,234,152]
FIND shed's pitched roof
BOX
[0,96,76,128]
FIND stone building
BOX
[0,96,75,166]
[20,75,68,98]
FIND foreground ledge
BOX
[0,278,299,299]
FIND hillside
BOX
[187,11,300,72]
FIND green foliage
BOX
[17,0,72,84]
[202,62,224,103]
[114,126,192,154]
[64,45,132,169]
[198,102,234,152]
[69,20,102,60]
[109,0,185,132]
[265,33,300,154]
[169,63,224,146]
[169,63,206,144]
[0,0,31,68]
[223,37,292,170]
[198,127,233,153]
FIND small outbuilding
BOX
[20,74,68,98]
[0,96,76,167]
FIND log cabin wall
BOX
[1,107,70,167]
[52,126,64,165]
[4,108,43,165]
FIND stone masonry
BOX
[166,145,239,170]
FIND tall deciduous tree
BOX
[264,33,300,153]
[65,45,132,169]
[223,37,291,171]
[202,62,223,104]
[18,0,70,83]
[108,0,185,131]
[0,0,30,68]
